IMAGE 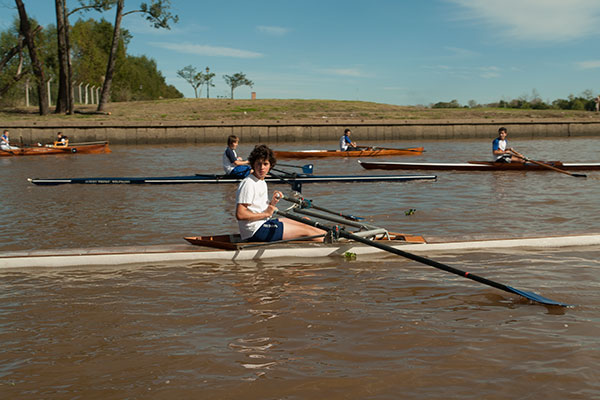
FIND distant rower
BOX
[492,127,520,163]
[340,128,358,151]
[54,132,69,147]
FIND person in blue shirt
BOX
[223,135,251,178]
[1,129,19,151]
[339,128,358,151]
[492,127,520,163]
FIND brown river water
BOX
[1,138,599,399]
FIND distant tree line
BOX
[0,0,180,115]
[432,89,599,111]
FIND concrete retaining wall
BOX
[5,119,600,144]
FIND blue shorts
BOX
[229,165,251,178]
[249,219,284,242]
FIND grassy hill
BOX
[2,98,599,123]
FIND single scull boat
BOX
[0,141,111,156]
[274,146,424,158]
[28,173,437,186]
[358,160,600,171]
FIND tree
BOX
[176,65,203,98]
[223,72,253,99]
[97,0,178,111]
[15,0,49,115]
[54,0,113,114]
[0,24,37,97]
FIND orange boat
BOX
[273,146,424,158]
[0,141,111,156]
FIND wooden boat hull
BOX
[0,141,111,156]
[274,147,424,158]
[2,234,599,268]
[28,173,437,186]
[184,232,427,250]
[358,160,600,171]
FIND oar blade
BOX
[302,164,314,174]
[572,173,587,178]
[507,286,572,307]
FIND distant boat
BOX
[274,146,424,158]
[358,160,600,171]
[0,141,111,157]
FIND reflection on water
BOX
[2,138,599,251]
[1,248,599,398]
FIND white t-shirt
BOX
[492,138,507,161]
[339,135,351,151]
[236,174,270,240]
[222,148,238,174]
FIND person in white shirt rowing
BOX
[339,128,358,151]
[222,135,251,178]
[492,127,520,163]
[236,144,326,242]
[1,130,19,151]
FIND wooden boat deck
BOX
[0,141,110,156]
[274,147,424,158]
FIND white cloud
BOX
[150,41,263,58]
[319,68,365,77]
[257,25,290,36]
[444,46,478,57]
[576,60,600,69]
[447,0,600,42]
[479,66,500,78]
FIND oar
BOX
[370,146,424,152]
[268,170,303,192]
[510,150,586,178]
[276,207,571,307]
[276,163,314,174]
[283,195,364,221]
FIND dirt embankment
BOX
[2,98,600,125]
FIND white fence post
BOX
[85,83,89,104]
[25,79,30,107]
[47,77,52,107]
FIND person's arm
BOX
[236,191,281,220]
[233,159,249,166]
[492,139,510,155]
[236,203,276,220]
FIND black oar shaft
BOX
[276,209,570,307]
[282,195,363,221]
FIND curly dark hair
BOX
[248,144,276,168]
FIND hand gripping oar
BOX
[275,163,314,174]
[275,207,571,307]
[510,150,586,178]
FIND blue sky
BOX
[3,0,600,105]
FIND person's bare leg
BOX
[280,218,326,242]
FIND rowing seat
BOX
[352,228,390,240]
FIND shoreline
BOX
[3,99,600,144]
[3,118,600,144]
